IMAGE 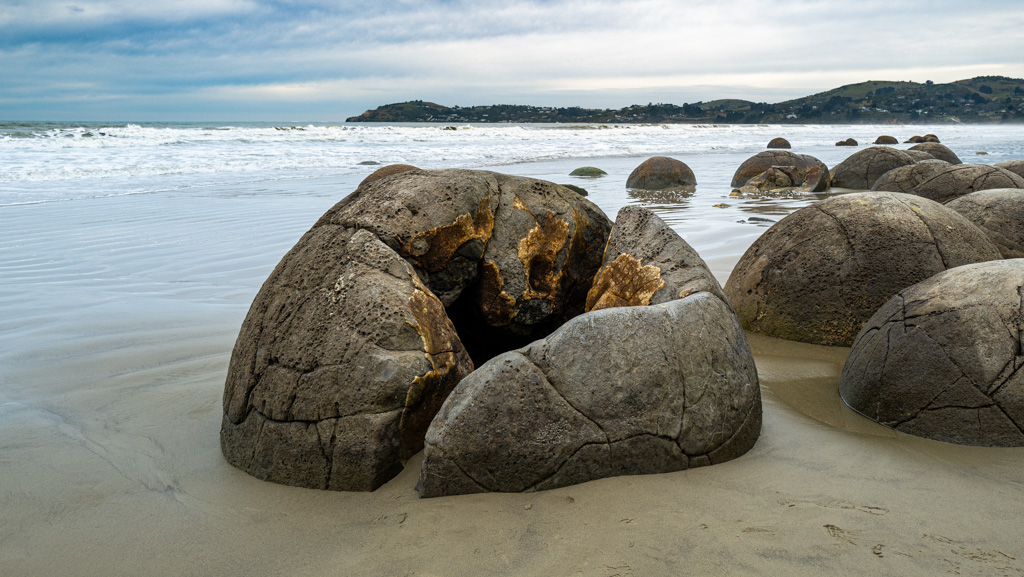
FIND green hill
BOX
[346,76,1024,124]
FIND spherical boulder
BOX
[995,160,1024,180]
[418,207,760,497]
[723,192,1002,345]
[946,189,1024,258]
[923,133,941,143]
[221,169,613,491]
[730,150,829,190]
[840,259,1024,447]
[767,137,791,149]
[830,146,917,190]
[874,135,899,145]
[570,166,607,177]
[908,164,1024,204]
[904,150,935,162]
[909,142,962,164]
[626,156,696,190]
[836,138,858,146]
[359,163,420,187]
[905,135,925,143]
[871,159,951,193]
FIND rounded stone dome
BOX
[841,259,1024,447]
[724,192,1001,345]
[626,156,696,190]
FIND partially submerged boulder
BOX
[723,192,1001,345]
[570,166,607,177]
[871,159,951,193]
[874,135,898,145]
[419,208,760,497]
[222,169,613,491]
[830,146,917,190]
[626,156,696,190]
[767,137,791,149]
[840,260,1024,447]
[947,189,1024,258]
[908,164,1024,204]
[836,138,858,146]
[730,151,829,191]
[909,142,962,164]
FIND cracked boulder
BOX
[995,160,1024,180]
[730,151,828,190]
[723,192,1001,346]
[840,259,1024,446]
[830,146,918,190]
[417,207,760,497]
[626,156,696,190]
[909,142,962,165]
[907,164,1024,204]
[221,169,612,491]
[947,189,1024,258]
[586,206,726,310]
[871,159,951,193]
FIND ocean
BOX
[2,121,1023,576]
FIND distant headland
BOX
[347,76,1024,124]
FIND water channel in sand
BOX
[2,137,1023,576]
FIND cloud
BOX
[2,0,1023,119]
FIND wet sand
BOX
[1,154,1022,576]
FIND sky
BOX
[2,0,1024,121]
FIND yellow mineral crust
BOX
[585,253,666,312]
[400,197,494,272]
[401,281,474,459]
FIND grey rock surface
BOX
[830,146,918,190]
[723,192,1001,345]
[909,142,962,164]
[418,292,761,497]
[908,164,1024,204]
[947,189,1024,258]
[995,160,1024,180]
[871,159,951,193]
[840,259,1024,447]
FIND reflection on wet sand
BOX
[747,333,896,437]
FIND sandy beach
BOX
[2,150,1023,577]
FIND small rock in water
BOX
[977,151,989,155]
[358,160,381,165]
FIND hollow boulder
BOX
[419,207,759,497]
[723,192,1002,346]
[221,169,613,491]
[626,156,696,190]
[840,260,1024,447]
[830,147,918,190]
[946,189,1024,258]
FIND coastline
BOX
[2,144,1023,575]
